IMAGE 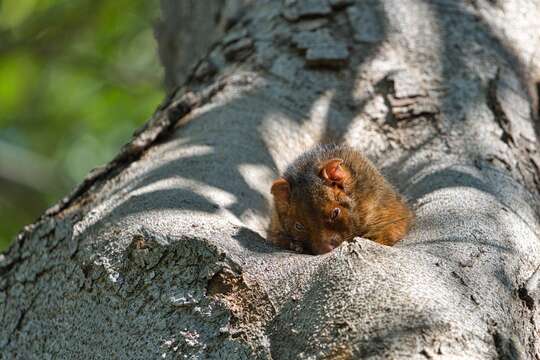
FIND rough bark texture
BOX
[2,0,540,358]
[155,0,254,90]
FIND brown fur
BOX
[268,144,413,255]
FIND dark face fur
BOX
[271,159,358,254]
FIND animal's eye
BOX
[330,208,340,221]
[294,222,305,231]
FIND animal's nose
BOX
[320,243,335,253]
[330,235,342,246]
[312,230,344,254]
[316,235,342,254]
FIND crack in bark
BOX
[535,81,540,122]
[517,286,535,311]
[487,70,515,146]
[207,267,275,324]
[3,0,540,357]
[492,330,526,360]
[207,266,276,350]
[376,75,440,126]
[5,289,41,349]
[486,69,540,195]
[518,264,540,311]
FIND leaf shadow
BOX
[77,0,537,264]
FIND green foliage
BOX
[0,0,163,250]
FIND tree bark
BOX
[2,0,540,358]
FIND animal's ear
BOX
[319,159,347,185]
[271,178,290,203]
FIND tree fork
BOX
[1,0,540,358]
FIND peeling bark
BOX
[2,0,540,359]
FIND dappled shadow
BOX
[426,0,537,125]
[231,226,277,254]
[63,4,540,355]
[2,3,539,358]
[77,0,538,263]
[317,1,390,146]
[96,188,221,220]
[75,2,391,252]
[424,0,540,170]
[408,167,500,201]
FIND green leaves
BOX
[0,0,163,249]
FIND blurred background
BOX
[0,0,164,250]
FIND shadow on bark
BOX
[3,1,540,357]
[76,0,537,260]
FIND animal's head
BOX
[271,159,356,254]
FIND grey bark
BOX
[155,0,254,90]
[2,0,540,359]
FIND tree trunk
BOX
[2,0,540,358]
